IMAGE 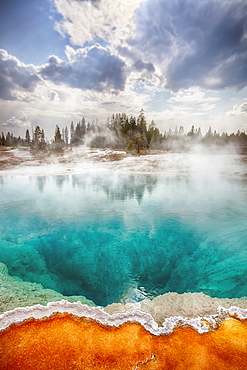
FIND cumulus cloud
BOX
[53,0,144,46]
[40,44,126,91]
[1,0,246,136]
[0,46,126,104]
[130,0,247,91]
[0,49,40,100]
[227,100,247,116]
[52,0,247,92]
[2,111,32,128]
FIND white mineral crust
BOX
[1,300,246,335]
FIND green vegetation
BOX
[1,110,247,154]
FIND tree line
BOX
[1,109,247,154]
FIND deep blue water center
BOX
[0,172,246,306]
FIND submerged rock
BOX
[1,260,247,322]
[0,262,95,314]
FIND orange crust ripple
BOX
[0,313,247,370]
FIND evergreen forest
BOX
[1,110,247,154]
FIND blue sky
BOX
[0,0,247,139]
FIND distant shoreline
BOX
[1,146,246,175]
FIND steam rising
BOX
[0,150,246,307]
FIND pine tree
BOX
[137,109,147,134]
[31,126,47,151]
[70,122,75,145]
[187,125,195,137]
[53,125,64,152]
[179,126,184,136]
[54,125,62,142]
[25,129,30,144]
[33,126,42,144]
[1,132,5,146]
[64,126,69,145]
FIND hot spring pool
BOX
[0,168,246,306]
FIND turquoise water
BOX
[0,171,246,306]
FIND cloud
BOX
[227,100,247,116]
[0,49,40,100]
[133,60,155,73]
[53,0,144,46]
[49,90,60,102]
[51,0,247,93]
[130,0,247,91]
[2,111,32,128]
[168,88,220,111]
[0,45,126,105]
[40,44,126,91]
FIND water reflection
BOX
[54,175,67,190]
[53,173,158,202]
[0,171,246,306]
[98,174,157,202]
[37,176,46,193]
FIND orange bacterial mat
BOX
[1,313,247,369]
